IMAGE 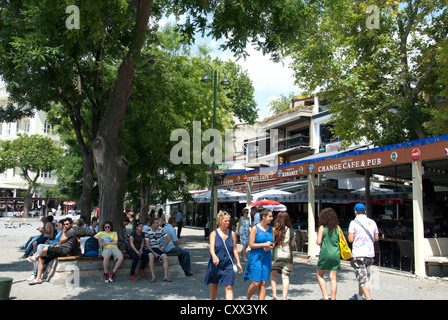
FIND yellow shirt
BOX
[95,231,118,249]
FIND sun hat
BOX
[354,203,366,213]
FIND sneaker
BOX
[109,272,115,282]
[139,269,146,278]
[104,273,109,283]
[130,275,137,281]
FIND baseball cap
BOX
[354,203,366,213]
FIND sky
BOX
[196,39,301,122]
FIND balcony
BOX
[278,133,310,151]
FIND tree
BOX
[283,0,448,147]
[0,134,62,216]
[121,26,258,223]
[0,0,307,239]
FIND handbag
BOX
[222,231,238,273]
[337,226,352,260]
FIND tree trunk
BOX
[77,152,95,223]
[91,0,154,248]
[92,134,128,248]
[139,182,150,224]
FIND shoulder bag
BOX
[337,225,352,260]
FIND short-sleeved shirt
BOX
[348,215,378,258]
[59,229,78,255]
[95,231,119,250]
[130,231,145,251]
[162,224,177,252]
[145,227,166,249]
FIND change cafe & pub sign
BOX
[220,135,448,186]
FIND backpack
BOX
[82,237,99,257]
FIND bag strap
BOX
[354,220,374,243]
[221,230,236,268]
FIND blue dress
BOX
[244,225,273,282]
[204,229,236,286]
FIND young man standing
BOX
[348,203,379,300]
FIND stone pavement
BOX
[1,217,447,301]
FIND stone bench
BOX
[48,253,183,285]
[424,238,448,277]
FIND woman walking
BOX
[238,207,251,261]
[316,207,340,300]
[270,211,296,300]
[244,209,274,300]
[204,211,242,300]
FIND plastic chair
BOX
[300,230,308,252]
[397,240,414,273]
[374,241,382,266]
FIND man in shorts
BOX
[144,218,172,282]
[348,203,379,300]
[28,217,78,285]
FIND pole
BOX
[209,69,218,231]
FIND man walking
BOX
[348,203,379,300]
[177,209,184,238]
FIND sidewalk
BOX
[1,218,447,300]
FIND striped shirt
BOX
[144,226,166,248]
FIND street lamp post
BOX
[201,65,230,231]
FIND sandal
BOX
[29,279,42,285]
[163,278,172,282]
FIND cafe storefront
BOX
[219,134,448,277]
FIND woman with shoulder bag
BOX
[204,211,242,300]
[316,207,341,300]
[270,211,296,300]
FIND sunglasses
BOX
[104,225,111,229]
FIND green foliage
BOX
[0,134,62,194]
[284,0,448,146]
[121,25,257,208]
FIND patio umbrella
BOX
[252,189,292,201]
[248,199,287,211]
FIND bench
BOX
[423,238,448,277]
[48,252,183,285]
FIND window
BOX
[320,122,339,144]
[40,171,52,179]
[44,121,54,134]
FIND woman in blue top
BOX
[244,209,274,300]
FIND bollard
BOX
[0,277,13,300]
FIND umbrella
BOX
[248,199,287,211]
[63,201,76,205]
[252,189,292,201]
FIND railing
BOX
[278,133,310,151]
